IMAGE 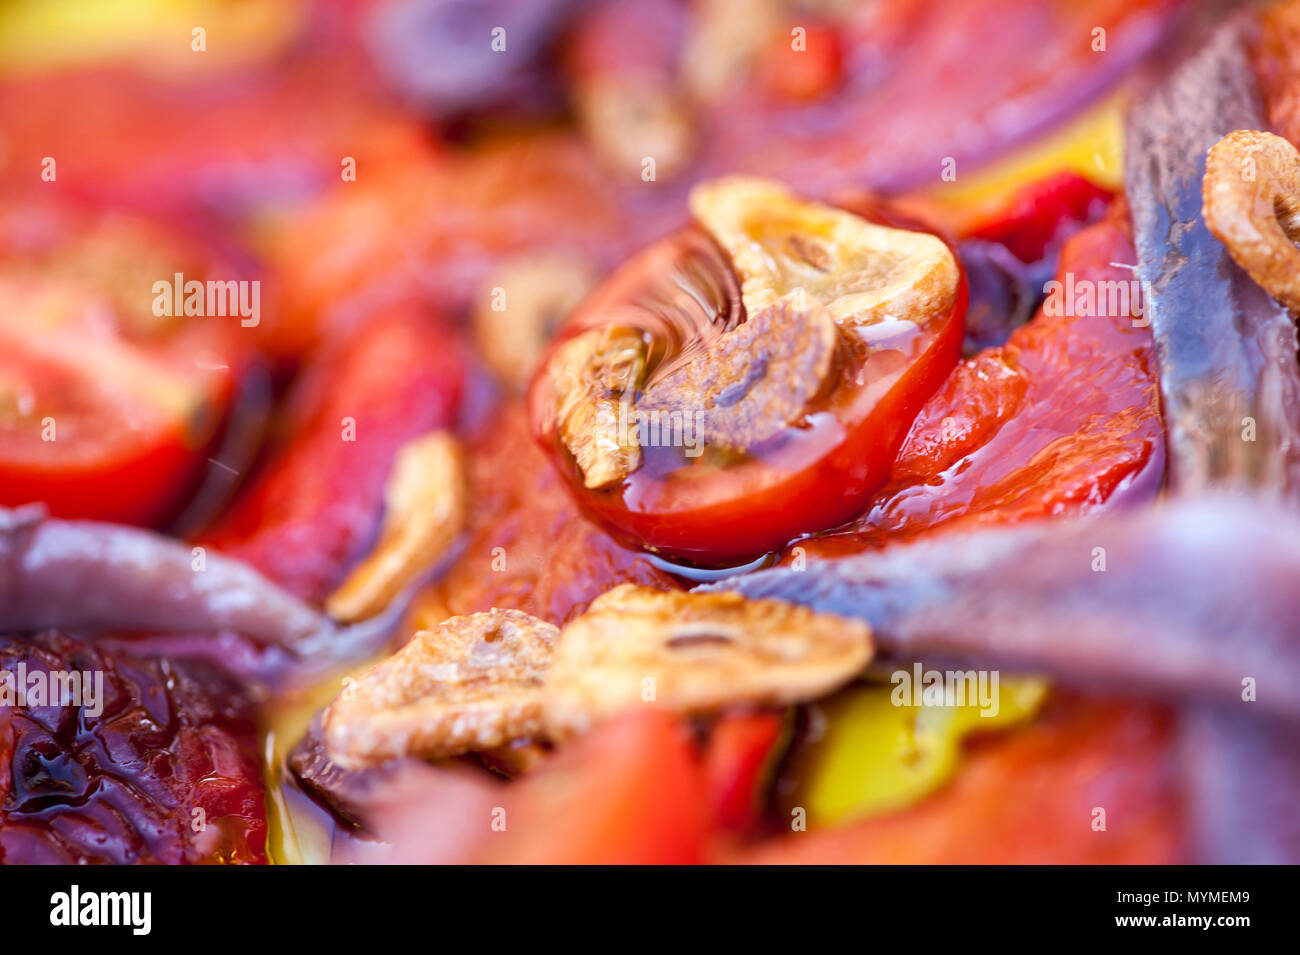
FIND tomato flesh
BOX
[0,208,243,526]
[0,334,212,525]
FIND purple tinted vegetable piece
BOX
[0,630,267,864]
[363,0,581,119]
[954,238,1049,354]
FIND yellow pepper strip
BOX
[793,675,1049,827]
[0,0,302,77]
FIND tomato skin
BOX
[203,303,465,604]
[532,270,967,567]
[478,711,709,865]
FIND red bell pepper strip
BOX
[203,303,465,605]
[705,711,787,835]
[477,710,709,865]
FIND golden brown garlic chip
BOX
[322,609,561,769]
[549,325,647,488]
[1203,129,1300,312]
[542,176,959,483]
[575,78,695,181]
[326,430,467,623]
[544,584,873,737]
[679,0,783,101]
[473,255,595,390]
[689,176,959,329]
[638,298,839,451]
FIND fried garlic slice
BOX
[679,0,783,101]
[549,325,647,488]
[575,77,695,181]
[689,176,959,329]
[638,298,839,451]
[545,584,873,737]
[473,254,594,390]
[326,430,467,623]
[322,609,561,769]
[1203,129,1300,312]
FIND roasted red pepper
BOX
[477,710,709,864]
[203,303,466,604]
[413,404,678,626]
[0,631,267,864]
[966,170,1113,265]
[706,711,787,835]
[798,201,1163,556]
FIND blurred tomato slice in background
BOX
[0,205,247,525]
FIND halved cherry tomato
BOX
[0,207,244,525]
[203,302,466,604]
[529,202,967,567]
[0,323,219,525]
[478,711,709,865]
